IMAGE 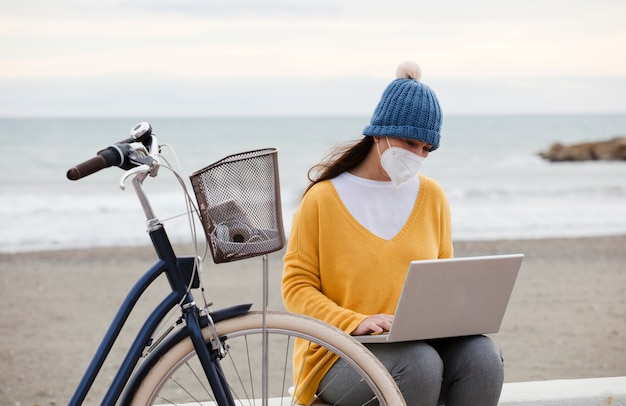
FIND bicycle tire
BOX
[125,311,405,405]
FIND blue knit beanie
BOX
[363,61,442,151]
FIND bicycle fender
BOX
[204,303,253,325]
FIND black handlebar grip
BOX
[66,147,122,181]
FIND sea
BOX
[1,114,625,253]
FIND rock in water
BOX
[538,136,626,162]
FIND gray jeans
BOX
[319,335,504,406]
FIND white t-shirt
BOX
[331,172,420,240]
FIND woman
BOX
[282,61,504,405]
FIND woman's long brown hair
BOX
[303,136,374,197]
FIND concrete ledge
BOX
[159,376,626,405]
[498,376,626,405]
[307,376,626,405]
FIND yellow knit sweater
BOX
[282,174,453,403]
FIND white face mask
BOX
[378,137,424,187]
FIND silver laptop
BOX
[355,254,524,343]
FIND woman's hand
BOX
[351,314,394,336]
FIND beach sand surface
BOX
[1,236,624,405]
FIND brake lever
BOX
[128,149,156,169]
[131,134,160,173]
[118,132,161,190]
[119,164,151,190]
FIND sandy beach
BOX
[1,235,625,405]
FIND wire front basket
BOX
[190,148,285,264]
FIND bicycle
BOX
[66,122,405,405]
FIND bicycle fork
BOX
[183,303,236,406]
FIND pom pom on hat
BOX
[396,60,422,81]
[363,60,442,151]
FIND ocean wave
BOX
[3,115,626,252]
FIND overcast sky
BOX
[1,0,625,116]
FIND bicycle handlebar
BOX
[66,122,156,181]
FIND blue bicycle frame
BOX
[68,174,250,405]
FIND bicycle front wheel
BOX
[126,311,405,405]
